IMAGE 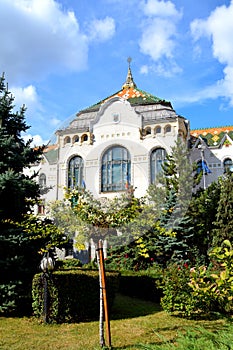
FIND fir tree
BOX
[0,75,43,220]
[156,137,195,264]
[107,138,196,269]
[0,74,45,315]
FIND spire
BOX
[122,57,137,89]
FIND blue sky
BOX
[1,0,233,145]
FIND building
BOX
[33,63,233,260]
[190,126,233,189]
[36,63,233,209]
[38,62,189,206]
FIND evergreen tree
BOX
[156,137,195,264]
[0,75,43,220]
[0,74,46,315]
[187,180,221,262]
[212,172,233,246]
[107,138,196,269]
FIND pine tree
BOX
[156,137,195,264]
[0,74,44,315]
[213,172,233,246]
[0,75,43,220]
[106,138,196,269]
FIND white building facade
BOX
[33,65,233,260]
[38,64,189,205]
[36,65,233,208]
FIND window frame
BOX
[68,155,84,189]
[150,147,167,184]
[101,145,131,192]
[223,158,233,173]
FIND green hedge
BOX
[119,272,162,302]
[32,269,119,323]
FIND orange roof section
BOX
[44,144,58,152]
[117,87,147,99]
[191,126,233,137]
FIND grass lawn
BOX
[0,294,232,350]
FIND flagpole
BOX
[200,148,206,190]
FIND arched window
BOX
[151,148,166,183]
[81,134,88,142]
[155,126,161,134]
[101,146,131,192]
[223,158,233,173]
[39,173,46,188]
[72,135,79,143]
[145,127,151,135]
[165,125,171,133]
[64,136,71,146]
[68,156,84,189]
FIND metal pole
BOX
[201,148,206,190]
[42,272,48,323]
[98,239,111,348]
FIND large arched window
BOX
[223,158,233,173]
[101,146,131,192]
[151,148,166,183]
[68,156,84,189]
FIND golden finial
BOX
[122,57,137,89]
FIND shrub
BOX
[189,240,233,314]
[119,270,162,302]
[160,262,197,317]
[32,269,119,323]
[56,258,82,270]
[160,240,233,317]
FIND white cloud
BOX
[139,0,182,74]
[87,17,116,42]
[140,65,149,74]
[0,0,88,83]
[22,133,48,146]
[11,85,42,114]
[0,0,117,84]
[50,117,62,127]
[140,59,182,78]
[11,85,38,106]
[140,18,176,60]
[190,1,233,105]
[142,0,181,18]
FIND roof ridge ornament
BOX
[122,57,137,90]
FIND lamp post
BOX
[40,253,54,323]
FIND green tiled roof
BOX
[79,87,172,114]
[44,148,58,164]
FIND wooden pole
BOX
[96,248,105,347]
[98,239,111,348]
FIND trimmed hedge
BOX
[119,272,162,302]
[32,269,119,323]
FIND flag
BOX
[202,160,211,174]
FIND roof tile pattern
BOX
[191,126,233,146]
[81,87,172,113]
